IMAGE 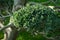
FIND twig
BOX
[0,15,11,19]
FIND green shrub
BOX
[11,3,60,40]
[12,3,55,31]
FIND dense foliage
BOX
[11,3,60,40]
[29,0,60,6]
[12,3,55,30]
[0,0,60,40]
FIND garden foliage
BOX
[0,0,60,40]
[11,3,60,40]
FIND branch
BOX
[48,6,60,12]
[0,8,12,19]
[0,23,13,31]
[54,6,60,9]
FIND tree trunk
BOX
[14,0,27,6]
[0,0,27,40]
[12,0,27,12]
[7,29,18,40]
